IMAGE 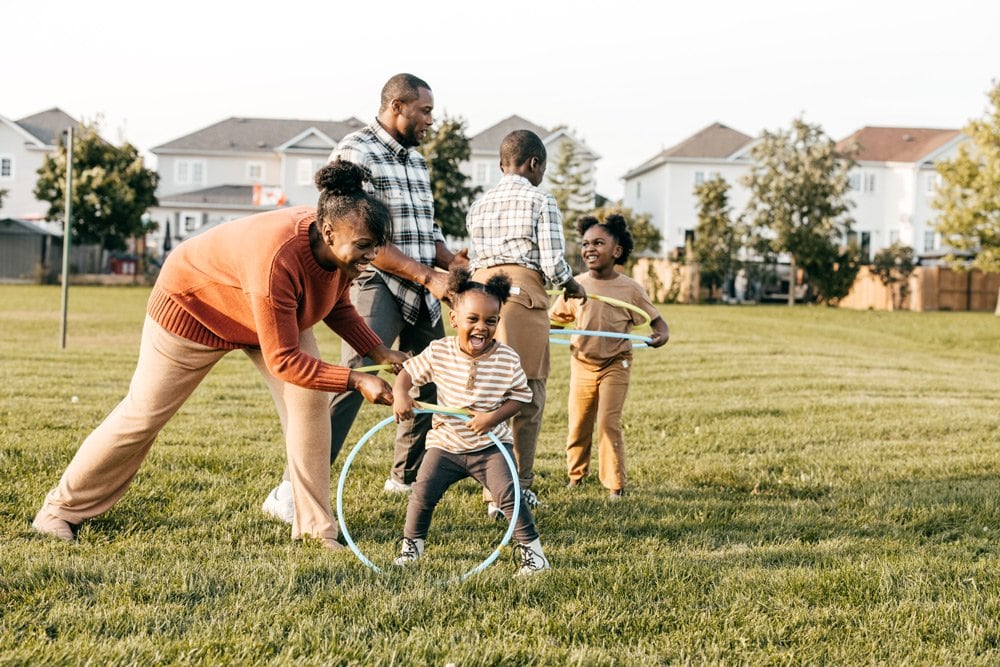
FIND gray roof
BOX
[1,217,64,237]
[159,185,256,206]
[15,108,81,145]
[469,115,552,151]
[623,122,753,179]
[153,116,367,153]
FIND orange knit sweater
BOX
[146,206,382,393]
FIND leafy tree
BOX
[933,80,1000,314]
[0,188,7,208]
[693,175,742,301]
[417,114,480,238]
[871,242,915,310]
[585,203,662,273]
[743,117,857,305]
[35,123,158,253]
[548,134,592,236]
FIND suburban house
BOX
[621,122,967,263]
[835,126,963,260]
[148,116,367,253]
[464,114,600,210]
[0,108,81,221]
[620,122,755,257]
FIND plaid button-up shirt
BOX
[330,121,443,325]
[466,174,573,286]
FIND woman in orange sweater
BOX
[32,161,409,550]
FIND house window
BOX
[925,173,940,195]
[863,173,876,193]
[297,159,314,186]
[182,211,202,233]
[860,231,871,262]
[176,160,206,186]
[0,155,12,179]
[635,181,641,199]
[923,230,937,252]
[694,171,705,186]
[847,173,860,191]
[847,171,876,193]
[247,162,265,182]
[475,162,489,185]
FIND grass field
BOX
[2,285,999,665]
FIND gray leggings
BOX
[404,444,539,544]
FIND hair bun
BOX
[315,159,366,195]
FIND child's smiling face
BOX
[581,225,622,273]
[449,290,501,357]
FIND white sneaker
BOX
[513,538,550,577]
[393,537,424,566]
[487,502,507,522]
[383,478,412,494]
[261,481,294,524]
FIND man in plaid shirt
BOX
[263,74,466,522]
[467,129,586,515]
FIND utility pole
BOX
[60,126,73,349]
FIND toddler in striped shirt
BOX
[391,267,550,576]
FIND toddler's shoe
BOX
[32,508,77,542]
[393,537,424,566]
[261,480,294,524]
[513,538,550,577]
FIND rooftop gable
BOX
[469,114,552,152]
[15,108,81,146]
[623,122,753,179]
[153,116,367,153]
[836,126,961,163]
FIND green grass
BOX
[2,285,999,665]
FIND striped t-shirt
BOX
[403,337,532,453]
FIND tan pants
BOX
[42,316,338,541]
[566,356,631,491]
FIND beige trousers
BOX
[566,356,631,491]
[42,316,338,541]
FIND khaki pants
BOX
[42,316,339,541]
[566,356,631,491]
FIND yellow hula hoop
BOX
[353,364,393,373]
[546,289,652,330]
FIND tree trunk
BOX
[787,257,797,307]
[995,284,1000,316]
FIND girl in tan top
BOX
[32,161,408,550]
[550,215,669,499]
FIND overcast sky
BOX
[6,0,998,200]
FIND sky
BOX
[6,0,999,201]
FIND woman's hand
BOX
[351,372,394,405]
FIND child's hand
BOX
[393,395,417,423]
[465,410,495,435]
[648,318,670,348]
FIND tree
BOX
[743,117,857,305]
[871,242,915,310]
[933,80,1000,315]
[548,134,592,237]
[693,175,742,301]
[417,114,480,238]
[35,123,159,255]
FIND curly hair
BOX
[447,266,511,307]
[314,159,392,246]
[576,213,635,265]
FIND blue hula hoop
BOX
[336,409,521,580]
[549,328,651,349]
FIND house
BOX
[620,122,755,256]
[149,116,367,252]
[622,122,967,263]
[0,217,63,281]
[464,115,600,211]
[0,108,81,221]
[835,126,964,261]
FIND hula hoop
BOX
[336,408,520,581]
[546,289,653,330]
[353,364,392,373]
[548,328,651,349]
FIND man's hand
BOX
[425,270,451,303]
[562,277,587,302]
[351,373,394,406]
[369,345,410,374]
[449,248,470,269]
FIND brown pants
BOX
[566,356,631,491]
[41,316,339,541]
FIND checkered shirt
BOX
[466,174,573,286]
[330,121,444,325]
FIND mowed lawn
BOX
[2,285,998,665]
